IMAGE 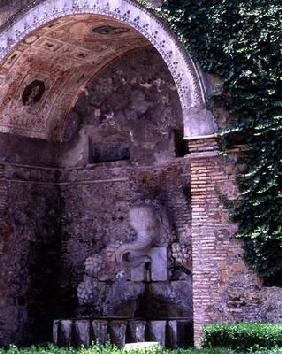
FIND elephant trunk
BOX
[116,236,153,264]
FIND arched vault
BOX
[0,0,217,141]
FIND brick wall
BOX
[188,138,268,346]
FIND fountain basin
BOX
[53,318,193,348]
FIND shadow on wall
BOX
[25,195,62,344]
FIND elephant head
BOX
[115,206,160,264]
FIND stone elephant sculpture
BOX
[115,206,160,265]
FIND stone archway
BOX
[0,0,216,140]
[0,0,226,348]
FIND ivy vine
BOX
[150,0,282,283]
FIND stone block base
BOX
[53,318,193,348]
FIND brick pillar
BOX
[188,137,221,346]
[187,137,261,346]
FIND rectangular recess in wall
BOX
[90,141,130,163]
[174,130,189,157]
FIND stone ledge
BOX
[184,133,219,141]
[185,151,219,160]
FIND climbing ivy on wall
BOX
[151,0,282,283]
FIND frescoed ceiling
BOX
[0,14,151,141]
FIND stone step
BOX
[53,319,192,348]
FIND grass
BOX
[0,344,282,354]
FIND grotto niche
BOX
[55,47,193,349]
[0,5,204,347]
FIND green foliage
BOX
[0,343,282,354]
[203,323,282,350]
[159,0,282,281]
[254,349,282,354]
[0,344,238,354]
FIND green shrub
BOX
[203,323,282,350]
